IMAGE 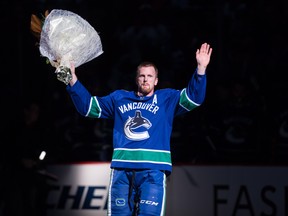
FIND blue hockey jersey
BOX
[66,70,206,174]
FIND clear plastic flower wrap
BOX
[39,9,103,84]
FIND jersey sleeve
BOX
[66,80,114,119]
[178,69,207,112]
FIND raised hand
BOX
[196,43,212,75]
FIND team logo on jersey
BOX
[115,198,126,206]
[124,110,152,140]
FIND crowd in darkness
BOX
[1,0,288,215]
[2,0,288,178]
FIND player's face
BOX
[136,66,158,96]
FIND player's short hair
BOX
[136,61,158,77]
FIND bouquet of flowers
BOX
[30,9,103,84]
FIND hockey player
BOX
[66,42,212,215]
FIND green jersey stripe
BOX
[179,89,199,111]
[88,96,101,118]
[112,149,172,164]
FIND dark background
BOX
[0,0,288,214]
[1,0,288,164]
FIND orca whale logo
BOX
[116,198,125,206]
[124,110,152,140]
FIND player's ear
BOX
[154,77,158,86]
